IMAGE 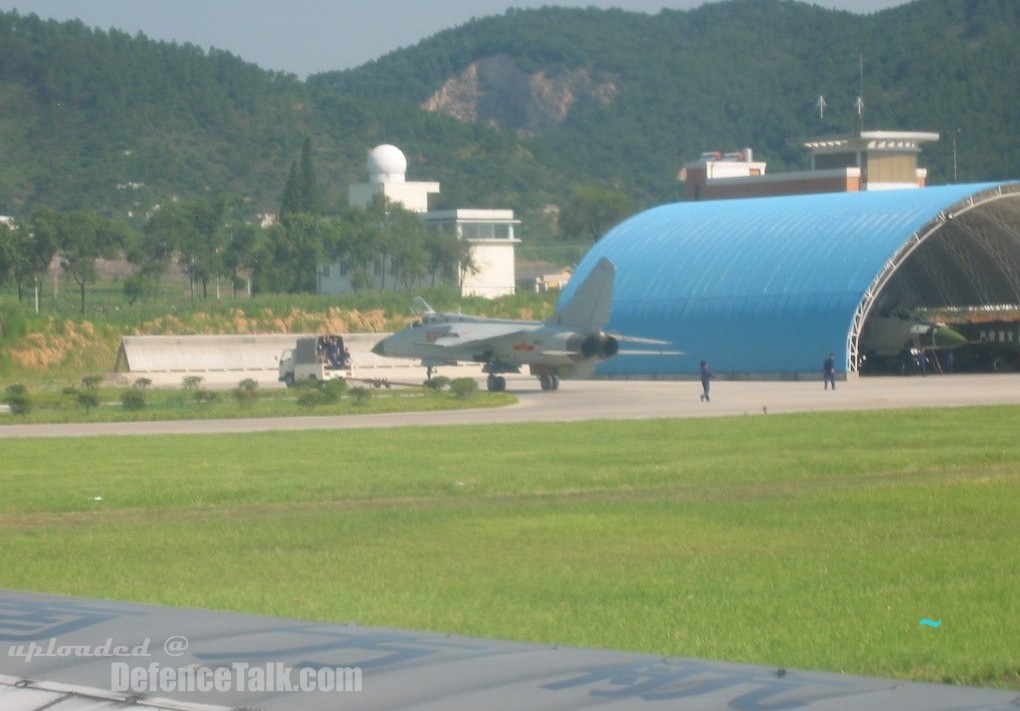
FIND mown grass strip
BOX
[1,406,1018,688]
[0,385,513,425]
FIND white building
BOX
[424,209,520,298]
[318,144,519,298]
[346,143,439,213]
[682,131,940,201]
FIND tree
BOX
[424,224,476,289]
[0,220,15,290]
[177,199,227,300]
[298,137,322,216]
[256,214,325,294]
[16,212,59,310]
[278,162,302,225]
[49,210,129,316]
[279,137,322,224]
[558,187,636,243]
[130,202,183,300]
[222,222,261,297]
[332,206,380,293]
[140,199,226,300]
[360,196,431,291]
[388,209,430,290]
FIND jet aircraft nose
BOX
[371,339,387,356]
[932,325,967,350]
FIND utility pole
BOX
[952,128,960,182]
[856,51,865,134]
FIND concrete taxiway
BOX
[0,373,1017,438]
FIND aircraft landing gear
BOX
[486,374,507,392]
[538,374,560,391]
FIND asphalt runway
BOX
[0,373,1017,438]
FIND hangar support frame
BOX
[848,184,1020,372]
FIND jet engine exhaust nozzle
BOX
[578,333,619,360]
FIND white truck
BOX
[278,334,352,387]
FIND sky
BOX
[1,0,913,78]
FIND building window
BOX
[461,223,511,240]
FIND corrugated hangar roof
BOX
[561,182,1020,377]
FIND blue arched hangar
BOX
[561,182,1020,378]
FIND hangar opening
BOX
[561,182,1020,379]
[852,184,1020,372]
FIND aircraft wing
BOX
[2,589,1017,711]
[425,322,527,349]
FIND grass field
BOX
[0,381,514,424]
[1,406,1018,689]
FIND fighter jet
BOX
[859,314,967,372]
[861,315,968,356]
[371,258,670,391]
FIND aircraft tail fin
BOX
[546,258,615,331]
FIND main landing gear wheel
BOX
[486,375,507,392]
[538,374,560,391]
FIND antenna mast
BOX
[856,50,864,134]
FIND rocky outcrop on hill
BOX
[421,55,618,134]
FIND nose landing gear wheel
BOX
[486,374,507,392]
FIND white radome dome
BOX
[367,144,407,184]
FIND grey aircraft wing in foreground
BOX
[371,258,672,391]
[1,589,1017,711]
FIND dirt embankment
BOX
[7,307,392,374]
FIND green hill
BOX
[314,0,1019,199]
[0,0,1017,226]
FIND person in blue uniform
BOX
[699,360,715,402]
[823,352,837,390]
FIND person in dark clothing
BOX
[699,360,715,402]
[823,352,837,390]
[900,344,913,375]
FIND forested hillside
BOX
[0,12,534,221]
[315,0,1020,199]
[0,13,303,215]
[1,0,1018,227]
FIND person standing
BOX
[823,352,837,391]
[699,360,715,402]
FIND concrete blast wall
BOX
[115,333,419,376]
